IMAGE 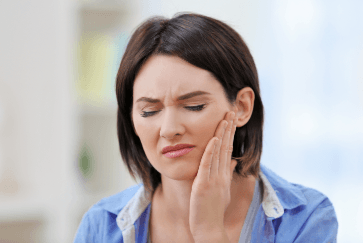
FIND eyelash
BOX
[140,104,206,118]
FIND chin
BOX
[166,167,199,181]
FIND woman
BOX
[74,13,338,243]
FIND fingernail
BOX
[231,112,235,120]
[224,121,228,128]
[214,138,219,146]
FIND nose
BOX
[159,108,184,139]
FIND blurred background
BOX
[0,0,362,242]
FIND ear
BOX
[232,87,255,128]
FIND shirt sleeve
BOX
[293,199,338,243]
[73,212,97,243]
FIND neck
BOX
[152,172,257,230]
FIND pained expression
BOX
[132,55,235,180]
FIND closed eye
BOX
[140,104,206,118]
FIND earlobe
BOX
[234,87,255,127]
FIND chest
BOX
[148,222,194,243]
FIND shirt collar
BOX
[258,170,284,219]
[260,165,308,218]
[114,164,308,231]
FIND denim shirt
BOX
[73,165,338,243]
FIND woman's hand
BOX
[189,111,238,239]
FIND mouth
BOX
[162,144,195,158]
[163,147,195,158]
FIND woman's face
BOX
[132,55,236,180]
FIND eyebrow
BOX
[136,90,212,103]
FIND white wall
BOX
[0,0,79,242]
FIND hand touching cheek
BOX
[189,111,238,239]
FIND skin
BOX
[132,55,256,241]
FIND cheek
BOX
[192,113,220,147]
[133,118,159,152]
[132,110,147,137]
[134,121,152,141]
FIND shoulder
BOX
[261,165,331,209]
[260,165,338,242]
[95,183,143,214]
[73,183,143,243]
[283,183,338,242]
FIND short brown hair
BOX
[116,12,264,199]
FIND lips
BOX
[162,144,195,154]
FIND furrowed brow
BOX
[136,91,211,103]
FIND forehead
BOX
[133,55,221,102]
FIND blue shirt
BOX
[73,165,338,242]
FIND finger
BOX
[221,112,235,175]
[198,137,219,182]
[211,120,228,179]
